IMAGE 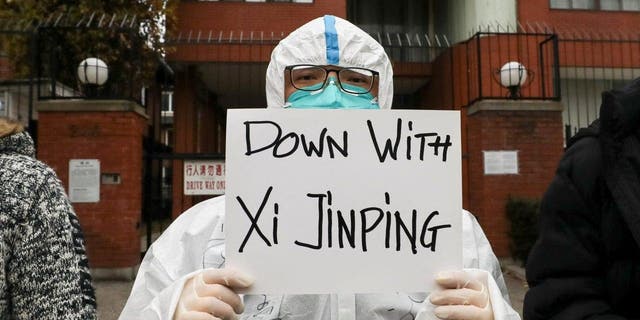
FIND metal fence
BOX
[0,13,175,251]
[460,30,560,106]
[484,22,640,143]
[166,29,450,64]
[0,13,150,104]
[370,32,450,63]
[555,30,640,143]
[0,79,38,138]
[449,22,640,145]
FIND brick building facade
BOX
[164,0,638,258]
[1,0,638,269]
[36,100,147,273]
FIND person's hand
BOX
[173,268,254,320]
[429,270,493,320]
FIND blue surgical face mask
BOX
[285,77,379,109]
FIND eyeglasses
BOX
[285,64,379,94]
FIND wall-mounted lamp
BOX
[494,61,533,99]
[78,58,108,97]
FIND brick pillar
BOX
[37,100,147,278]
[465,100,563,257]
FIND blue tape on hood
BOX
[324,15,339,65]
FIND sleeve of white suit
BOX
[415,210,521,320]
[119,249,202,319]
[119,197,227,320]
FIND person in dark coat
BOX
[0,116,97,319]
[524,78,640,319]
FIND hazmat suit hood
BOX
[266,15,394,110]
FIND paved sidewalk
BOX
[95,280,133,320]
[95,263,528,319]
[501,259,528,317]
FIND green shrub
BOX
[505,196,540,266]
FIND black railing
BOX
[461,31,561,106]
[165,29,450,64]
[35,26,145,103]
[142,151,226,254]
[375,32,449,63]
[0,13,151,104]
[556,31,640,143]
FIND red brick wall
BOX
[0,57,14,80]
[466,105,563,256]
[517,1,640,91]
[169,1,346,63]
[518,0,640,32]
[176,1,346,33]
[37,107,146,268]
[420,48,458,109]
[558,40,640,67]
[170,43,277,63]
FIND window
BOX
[348,0,429,62]
[163,128,174,147]
[551,0,640,10]
[601,0,621,9]
[573,0,595,8]
[551,0,570,7]
[621,0,640,10]
[551,0,596,9]
[161,91,173,115]
[601,0,640,9]
[200,0,313,2]
[0,91,7,117]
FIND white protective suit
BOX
[120,197,519,319]
[120,15,521,320]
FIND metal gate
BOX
[142,151,225,254]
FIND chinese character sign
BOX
[225,109,462,294]
[184,160,225,195]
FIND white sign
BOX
[69,159,100,203]
[225,109,462,294]
[483,150,519,175]
[184,160,226,195]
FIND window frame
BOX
[197,0,314,3]
[0,91,8,117]
[550,0,640,11]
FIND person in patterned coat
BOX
[0,116,97,319]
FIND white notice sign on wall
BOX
[183,160,226,195]
[225,109,463,295]
[483,150,519,175]
[69,159,100,203]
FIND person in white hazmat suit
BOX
[120,15,521,320]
